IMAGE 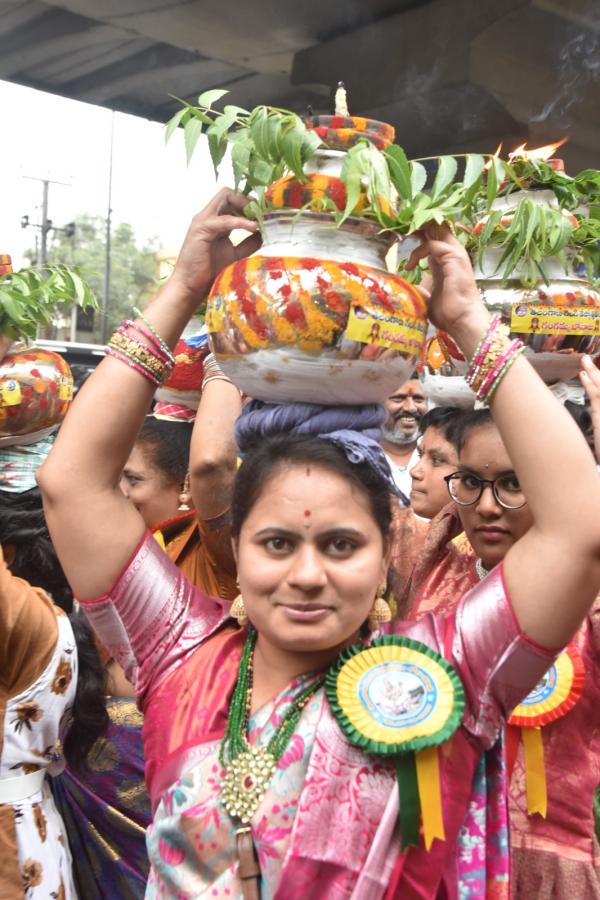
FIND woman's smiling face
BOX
[234,463,388,656]
[457,424,533,569]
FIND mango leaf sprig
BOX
[460,156,600,286]
[0,265,97,340]
[166,91,496,241]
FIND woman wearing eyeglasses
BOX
[407,395,600,900]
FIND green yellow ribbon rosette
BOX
[508,643,585,817]
[326,635,465,850]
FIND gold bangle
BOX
[108,331,172,380]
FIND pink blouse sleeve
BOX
[395,564,561,747]
[77,531,230,698]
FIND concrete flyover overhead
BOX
[0,0,598,170]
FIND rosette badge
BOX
[326,636,465,850]
[507,643,584,817]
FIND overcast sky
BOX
[0,79,235,268]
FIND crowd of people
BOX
[2,188,600,899]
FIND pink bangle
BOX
[478,340,525,404]
[120,323,174,366]
[466,315,502,389]
[105,346,162,386]
[131,307,176,365]
[478,340,517,398]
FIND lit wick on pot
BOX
[335,81,349,117]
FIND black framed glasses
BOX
[444,471,527,510]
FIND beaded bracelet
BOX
[465,316,526,407]
[477,338,521,399]
[468,328,511,396]
[114,326,170,372]
[466,317,507,393]
[106,342,165,386]
[467,314,502,379]
[480,342,526,405]
[131,307,176,366]
[109,331,173,381]
[106,328,174,387]
[123,319,175,366]
[105,346,163,387]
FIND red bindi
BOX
[305,467,311,476]
[303,509,312,528]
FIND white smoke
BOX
[531,19,600,124]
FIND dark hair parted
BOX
[452,408,495,454]
[136,416,193,486]
[62,612,110,771]
[0,487,73,612]
[231,434,393,541]
[418,406,462,449]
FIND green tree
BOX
[29,214,160,342]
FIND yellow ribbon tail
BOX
[152,530,166,551]
[415,746,445,850]
[522,726,547,817]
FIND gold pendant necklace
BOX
[221,746,276,824]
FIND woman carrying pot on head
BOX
[52,349,242,899]
[38,189,600,898]
[406,387,600,898]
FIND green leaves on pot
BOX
[165,91,600,286]
[463,154,600,285]
[0,265,97,340]
[165,93,322,191]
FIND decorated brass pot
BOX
[0,346,73,445]
[474,189,600,382]
[207,211,428,404]
[474,253,600,381]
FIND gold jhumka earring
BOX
[177,472,192,512]
[231,594,249,627]
[368,583,392,630]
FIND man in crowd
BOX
[381,376,428,504]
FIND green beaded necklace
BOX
[219,629,325,824]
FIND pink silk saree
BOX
[80,533,559,899]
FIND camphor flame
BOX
[508,137,568,162]
[484,143,503,170]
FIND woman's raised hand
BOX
[406,224,489,353]
[169,189,261,302]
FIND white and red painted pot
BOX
[206,115,428,404]
[207,210,427,404]
[0,345,73,445]
[473,187,600,382]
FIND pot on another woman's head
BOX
[0,346,73,446]
[206,211,428,404]
[474,251,600,382]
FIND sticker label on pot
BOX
[345,304,426,355]
[0,379,22,407]
[511,303,600,336]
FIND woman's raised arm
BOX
[408,227,600,649]
[190,355,241,521]
[38,190,259,600]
